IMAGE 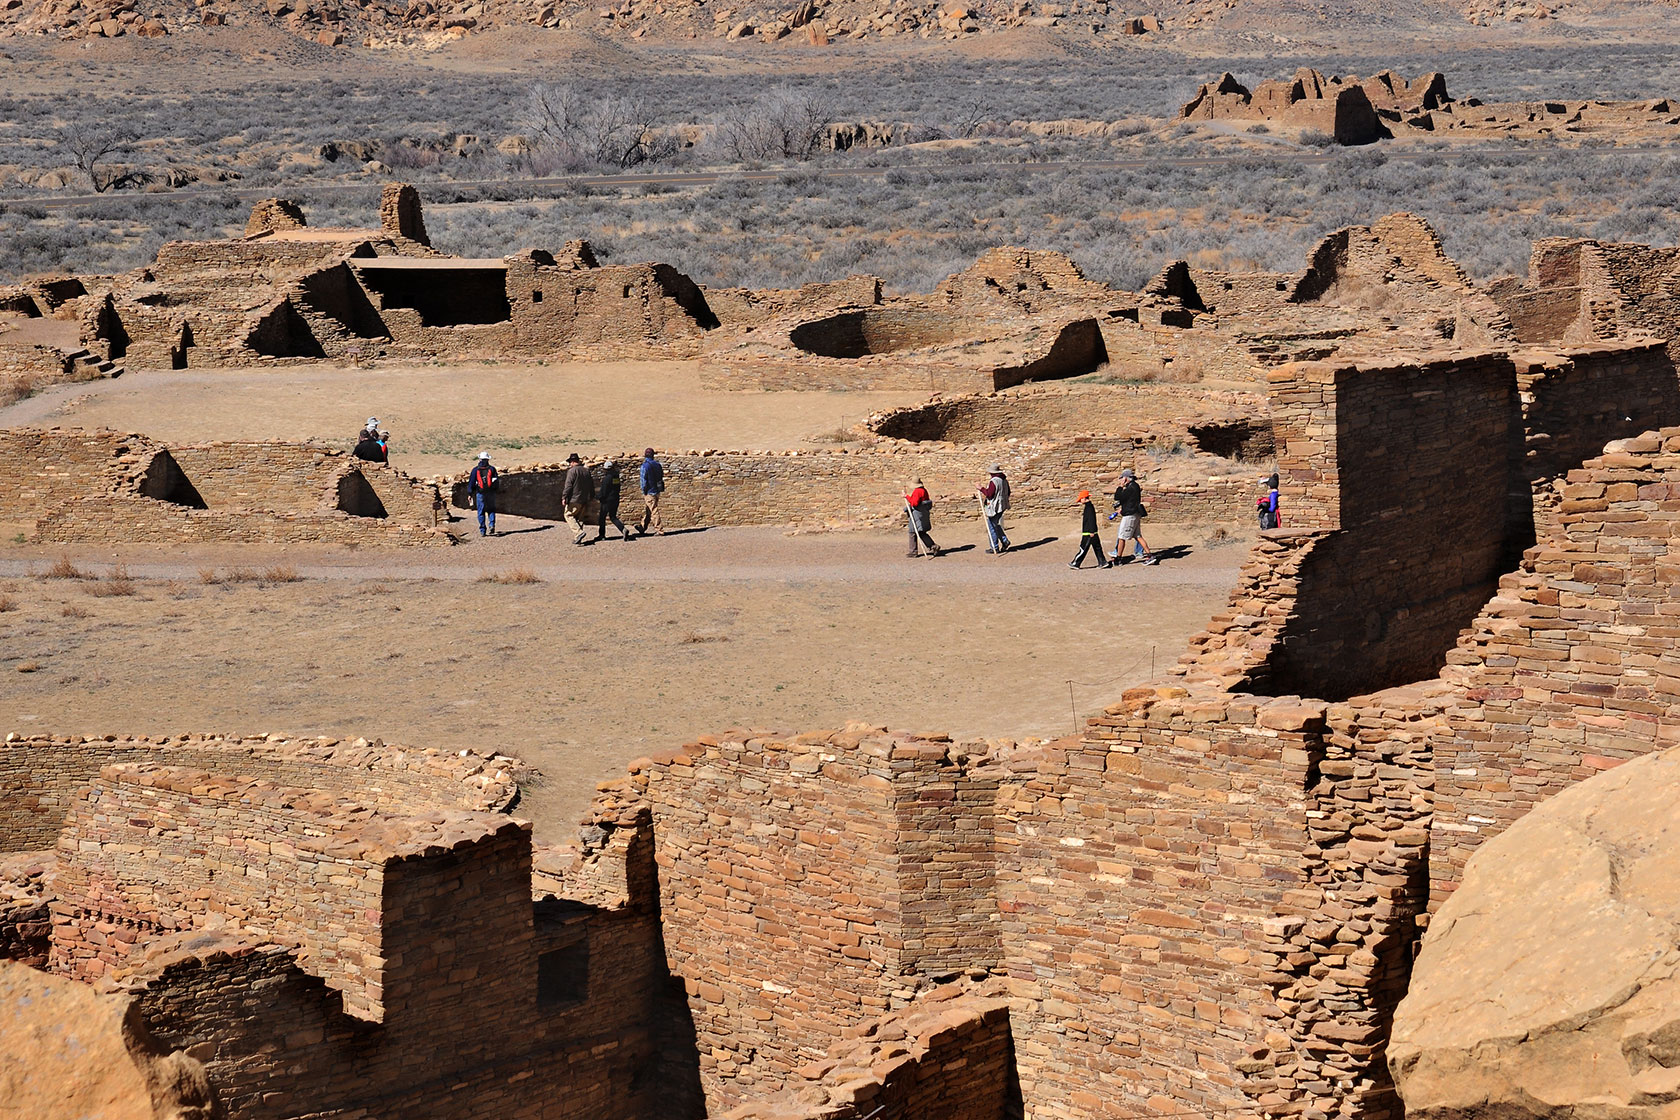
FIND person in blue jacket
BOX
[636,448,665,537]
[467,451,498,537]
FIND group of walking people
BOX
[465,447,667,542]
[901,465,1160,567]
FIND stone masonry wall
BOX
[1430,428,1680,903]
[726,981,1018,1120]
[0,732,518,854]
[1253,352,1520,698]
[625,728,1000,1111]
[454,445,1255,531]
[48,763,525,1022]
[992,690,1324,1120]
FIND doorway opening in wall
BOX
[336,472,389,518]
[538,941,589,1008]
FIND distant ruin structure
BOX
[379,181,430,247]
[1,427,447,545]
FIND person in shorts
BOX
[1109,468,1157,565]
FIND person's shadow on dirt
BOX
[495,525,554,537]
[1003,536,1059,553]
[940,544,978,555]
[1152,545,1193,562]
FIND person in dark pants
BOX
[595,460,630,542]
[904,477,940,557]
[1069,490,1112,569]
[467,451,498,537]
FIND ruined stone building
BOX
[6,293,1680,1117]
[0,427,446,545]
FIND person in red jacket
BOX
[903,478,940,558]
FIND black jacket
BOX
[1080,500,1099,534]
[598,470,622,513]
[1113,479,1145,517]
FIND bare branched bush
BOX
[527,83,669,172]
[60,124,140,193]
[85,565,135,596]
[717,86,831,162]
[43,555,87,579]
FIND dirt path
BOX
[0,519,1245,840]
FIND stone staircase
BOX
[64,348,123,379]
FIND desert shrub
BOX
[84,565,135,596]
[716,86,832,162]
[43,555,86,579]
[478,568,541,584]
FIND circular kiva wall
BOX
[0,734,519,853]
[789,308,981,358]
[869,386,1275,458]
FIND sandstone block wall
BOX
[1256,352,1519,698]
[627,729,1000,1109]
[0,732,519,854]
[48,762,525,1022]
[726,983,1019,1120]
[1430,429,1680,902]
[453,445,1255,532]
[4,427,445,546]
[993,693,1322,1119]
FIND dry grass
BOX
[60,604,90,618]
[679,632,730,644]
[0,373,35,408]
[16,660,39,673]
[43,555,87,580]
[0,594,16,613]
[84,565,136,596]
[204,565,303,585]
[477,568,542,584]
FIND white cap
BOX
[478,451,490,460]
[367,416,378,427]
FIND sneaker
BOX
[1144,556,1160,565]
[1068,561,1081,569]
[1107,551,1119,562]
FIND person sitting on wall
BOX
[353,430,386,463]
[1069,490,1112,569]
[467,451,499,538]
[359,416,380,444]
[636,448,665,537]
[1108,468,1158,565]
[1257,472,1281,529]
[561,452,595,546]
[595,460,631,542]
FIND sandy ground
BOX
[0,362,924,478]
[0,516,1245,841]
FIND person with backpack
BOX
[977,464,1011,554]
[903,478,940,558]
[1069,490,1112,569]
[1257,473,1281,530]
[595,460,630,542]
[636,448,665,537]
[467,451,498,538]
[562,452,595,546]
[1108,468,1158,565]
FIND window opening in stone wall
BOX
[532,290,543,303]
[622,285,634,298]
[538,942,588,1007]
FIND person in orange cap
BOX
[1069,489,1111,569]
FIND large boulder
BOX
[1390,747,1680,1120]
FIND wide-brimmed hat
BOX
[1121,468,1136,478]
[367,416,378,427]
[477,451,490,460]
[989,463,1003,473]
[567,452,581,463]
